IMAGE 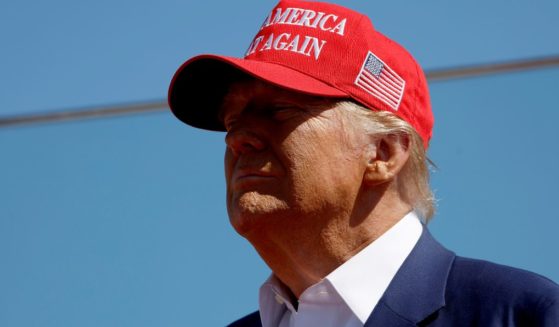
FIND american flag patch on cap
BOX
[355,51,405,110]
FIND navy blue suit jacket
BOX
[228,229,559,326]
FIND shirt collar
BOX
[325,211,423,323]
[259,275,293,327]
[259,211,423,325]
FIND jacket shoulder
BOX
[441,256,559,325]
[227,311,261,327]
[449,256,559,298]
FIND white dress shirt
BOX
[258,211,423,327]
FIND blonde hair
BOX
[337,101,436,222]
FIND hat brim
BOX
[168,54,347,131]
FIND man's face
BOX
[222,80,370,238]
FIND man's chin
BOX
[228,192,289,235]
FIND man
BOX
[168,1,559,326]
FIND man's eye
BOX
[224,117,238,131]
[270,106,299,121]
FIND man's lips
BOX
[231,169,277,187]
[234,170,275,180]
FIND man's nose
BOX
[225,128,266,157]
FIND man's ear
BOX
[363,134,411,187]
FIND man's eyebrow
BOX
[218,83,338,123]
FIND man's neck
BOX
[247,200,412,298]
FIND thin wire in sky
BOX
[1,55,558,128]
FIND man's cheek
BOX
[224,152,234,181]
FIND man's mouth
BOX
[232,169,277,188]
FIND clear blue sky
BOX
[1,0,558,326]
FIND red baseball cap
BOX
[168,0,433,148]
